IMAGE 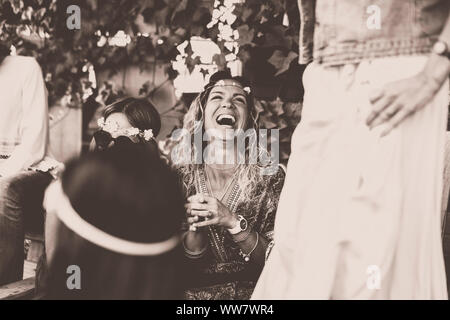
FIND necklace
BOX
[204,166,236,201]
[197,168,241,263]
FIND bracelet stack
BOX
[182,234,207,259]
[265,240,275,261]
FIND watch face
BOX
[240,217,248,231]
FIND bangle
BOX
[265,240,275,261]
[182,233,207,259]
[239,232,259,262]
[231,228,251,243]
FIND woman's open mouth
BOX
[216,114,236,127]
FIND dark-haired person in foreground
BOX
[41,141,185,299]
[0,45,57,285]
[37,97,165,294]
[254,0,450,299]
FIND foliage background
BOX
[0,0,305,162]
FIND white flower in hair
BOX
[97,116,153,141]
[243,86,251,94]
[97,117,106,128]
[143,129,154,141]
[103,121,120,134]
[125,127,140,136]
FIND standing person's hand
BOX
[185,193,238,231]
[366,53,450,136]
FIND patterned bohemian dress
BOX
[179,165,285,300]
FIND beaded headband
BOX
[204,80,251,94]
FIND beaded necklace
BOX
[195,167,241,262]
[204,165,236,202]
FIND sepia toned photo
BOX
[0,0,450,308]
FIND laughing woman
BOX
[174,71,285,300]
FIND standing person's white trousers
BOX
[252,56,449,299]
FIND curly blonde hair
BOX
[174,71,274,200]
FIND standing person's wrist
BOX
[433,40,450,59]
[423,50,450,91]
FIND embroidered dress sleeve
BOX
[259,167,286,241]
[0,58,48,177]
[178,169,193,233]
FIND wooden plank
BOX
[0,277,35,300]
[26,241,44,263]
[23,261,37,280]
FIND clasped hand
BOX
[185,194,238,231]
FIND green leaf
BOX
[276,117,288,129]
[212,53,226,70]
[139,80,151,96]
[236,24,254,47]
[259,113,277,129]
[240,7,253,22]
[268,50,298,76]
[190,24,204,37]
[268,99,284,116]
[237,48,251,64]
[269,0,285,14]
[154,6,170,26]
[192,6,209,22]
[185,55,201,73]
[264,25,291,48]
[171,0,188,21]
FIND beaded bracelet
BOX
[182,233,207,259]
[265,240,275,261]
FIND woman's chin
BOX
[206,127,236,141]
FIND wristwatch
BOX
[432,40,450,59]
[228,215,248,235]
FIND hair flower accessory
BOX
[97,116,120,134]
[125,127,140,136]
[96,116,155,142]
[143,129,154,141]
[97,117,106,128]
[207,80,251,95]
